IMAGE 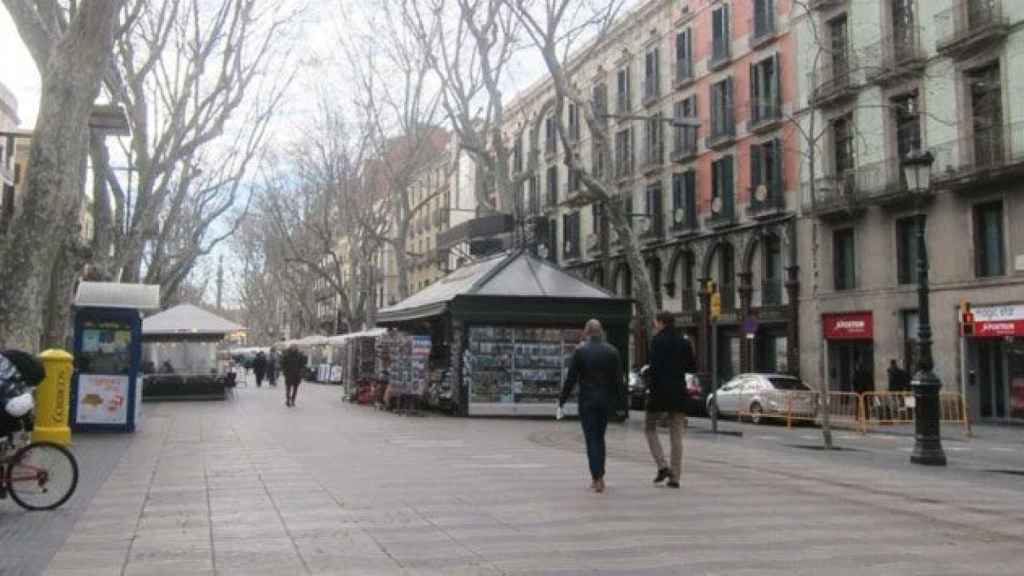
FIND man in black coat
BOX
[280,345,307,407]
[559,319,625,494]
[645,311,696,488]
[252,351,267,388]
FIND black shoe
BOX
[654,468,672,484]
[666,480,680,489]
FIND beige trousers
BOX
[644,411,685,481]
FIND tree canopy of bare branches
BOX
[0,0,130,350]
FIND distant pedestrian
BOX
[887,359,911,392]
[645,311,696,489]
[253,351,267,388]
[558,319,625,494]
[280,345,307,407]
[267,351,279,387]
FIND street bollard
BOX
[32,349,74,446]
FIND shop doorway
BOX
[976,339,1007,420]
[754,328,788,374]
[828,341,874,393]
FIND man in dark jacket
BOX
[252,351,267,388]
[887,359,910,392]
[280,345,307,407]
[559,319,624,494]
[645,311,696,488]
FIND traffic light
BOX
[961,301,974,336]
[710,292,722,320]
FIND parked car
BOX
[706,374,816,424]
[628,366,703,415]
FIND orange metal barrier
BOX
[861,391,968,435]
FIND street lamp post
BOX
[901,149,946,466]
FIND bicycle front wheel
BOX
[6,442,79,511]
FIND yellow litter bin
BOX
[31,349,73,446]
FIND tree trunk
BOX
[89,132,116,280]
[0,2,124,351]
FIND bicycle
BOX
[0,417,79,511]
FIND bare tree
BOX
[503,1,659,335]
[90,0,297,304]
[0,0,131,350]
[348,2,456,300]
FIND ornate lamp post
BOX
[901,149,946,466]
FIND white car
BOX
[706,373,816,424]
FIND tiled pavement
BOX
[35,383,1024,575]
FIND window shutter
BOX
[751,143,763,191]
[772,138,783,193]
[750,62,758,121]
[725,156,735,214]
[772,53,782,109]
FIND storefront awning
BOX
[378,250,629,325]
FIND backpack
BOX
[2,349,46,386]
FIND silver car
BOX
[707,374,816,424]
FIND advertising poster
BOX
[76,374,130,425]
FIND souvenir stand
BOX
[377,251,632,417]
[325,328,387,399]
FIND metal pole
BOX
[911,210,947,465]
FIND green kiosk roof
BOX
[377,251,631,325]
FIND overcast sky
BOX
[0,13,41,127]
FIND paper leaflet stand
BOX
[70,282,161,432]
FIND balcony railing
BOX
[706,196,736,227]
[936,0,1008,56]
[710,37,731,70]
[762,281,783,307]
[563,236,581,260]
[748,177,786,216]
[864,28,925,84]
[642,139,665,171]
[671,203,698,233]
[802,156,934,215]
[749,97,782,131]
[643,76,660,106]
[672,125,699,161]
[931,121,1024,188]
[810,54,860,107]
[706,113,736,149]
[616,92,632,114]
[675,59,694,87]
[749,12,777,48]
[640,211,665,242]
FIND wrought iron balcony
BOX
[672,125,699,162]
[864,28,926,85]
[749,12,777,49]
[809,54,860,107]
[674,59,694,88]
[642,76,660,107]
[931,121,1024,191]
[705,114,736,150]
[709,38,731,71]
[936,0,1008,57]
[749,97,783,133]
[642,140,665,173]
[705,196,736,228]
[748,178,786,218]
[670,203,699,235]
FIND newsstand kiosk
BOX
[69,282,161,432]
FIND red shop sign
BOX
[974,320,1024,338]
[823,312,873,340]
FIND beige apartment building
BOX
[795,0,1024,423]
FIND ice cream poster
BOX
[76,374,130,425]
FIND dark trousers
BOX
[286,381,300,404]
[579,401,609,481]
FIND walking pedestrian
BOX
[644,311,696,489]
[558,319,625,494]
[253,351,267,388]
[267,350,279,387]
[280,345,307,407]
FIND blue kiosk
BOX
[70,282,161,432]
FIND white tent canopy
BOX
[143,304,245,337]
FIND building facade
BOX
[795,0,1024,422]
[505,0,801,384]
